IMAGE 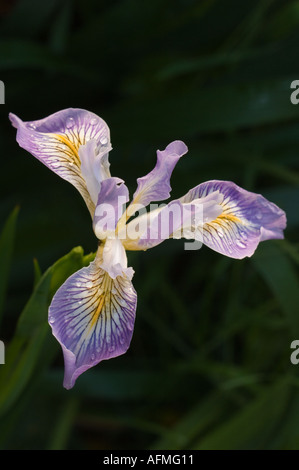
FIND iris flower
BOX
[9,108,286,389]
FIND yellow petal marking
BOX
[217,213,242,224]
[89,272,112,331]
[54,134,80,162]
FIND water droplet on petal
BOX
[51,162,61,169]
[49,316,55,324]
[76,282,82,288]
[127,321,133,331]
[28,123,36,129]
[91,354,95,361]
[236,239,246,249]
[90,117,98,126]
[256,211,262,220]
[218,228,224,238]
[240,231,248,241]
[66,117,75,129]
[86,281,93,289]
[100,135,108,145]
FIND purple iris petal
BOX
[124,180,286,258]
[49,256,137,389]
[123,191,223,251]
[131,140,188,208]
[9,108,111,215]
[179,180,286,259]
[93,177,129,239]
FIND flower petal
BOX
[123,180,286,257]
[79,139,112,206]
[93,177,129,239]
[9,108,111,215]
[100,237,134,280]
[130,140,188,210]
[179,180,287,259]
[122,191,223,250]
[49,254,137,390]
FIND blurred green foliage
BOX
[0,0,299,450]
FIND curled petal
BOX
[130,140,188,210]
[179,180,287,259]
[49,253,137,389]
[79,139,112,206]
[9,108,111,216]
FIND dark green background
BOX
[0,0,299,450]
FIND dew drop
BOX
[255,210,262,220]
[76,282,82,288]
[66,116,75,129]
[100,135,108,145]
[240,231,248,241]
[51,162,61,169]
[90,117,98,126]
[28,123,36,129]
[236,239,246,249]
[86,281,93,289]
[127,321,133,331]
[218,229,224,238]
[91,354,95,361]
[49,316,55,324]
